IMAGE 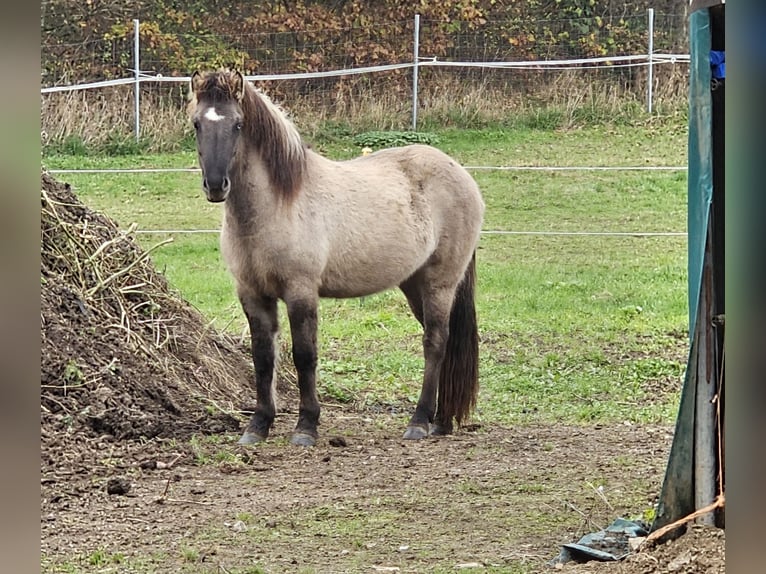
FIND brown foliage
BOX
[42,1,688,84]
[40,1,689,148]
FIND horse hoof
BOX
[238,431,266,445]
[430,424,453,436]
[403,425,429,440]
[290,432,317,447]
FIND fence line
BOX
[47,166,687,175]
[465,166,686,172]
[44,163,687,238]
[128,229,686,237]
[130,225,688,239]
[39,55,687,94]
[41,10,689,137]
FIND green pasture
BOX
[42,123,690,427]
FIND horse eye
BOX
[235,122,243,131]
[193,119,200,131]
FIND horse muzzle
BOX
[202,175,231,203]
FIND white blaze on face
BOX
[204,107,225,121]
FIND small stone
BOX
[106,477,131,495]
[329,436,347,447]
[667,550,692,571]
[629,536,646,551]
[231,520,248,533]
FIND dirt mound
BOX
[561,523,724,573]
[40,170,257,460]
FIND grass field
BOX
[42,121,690,428]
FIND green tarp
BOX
[686,9,714,337]
[651,7,718,533]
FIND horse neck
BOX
[223,144,281,228]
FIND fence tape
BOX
[40,53,689,94]
[131,229,686,237]
[47,165,687,175]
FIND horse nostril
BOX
[202,178,210,191]
[222,177,231,193]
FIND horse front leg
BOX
[285,295,321,447]
[238,292,279,444]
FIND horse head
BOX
[190,70,247,203]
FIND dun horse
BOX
[190,70,485,446]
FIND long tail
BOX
[437,252,479,426]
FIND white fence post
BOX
[412,13,420,131]
[134,18,141,141]
[647,8,654,113]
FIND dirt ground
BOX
[40,414,724,573]
[40,172,724,573]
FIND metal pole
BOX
[647,8,654,113]
[694,227,718,526]
[412,13,420,131]
[134,18,140,141]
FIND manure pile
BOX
[40,170,254,462]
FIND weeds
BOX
[86,549,124,566]
[352,130,440,149]
[181,547,200,563]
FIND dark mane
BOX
[196,70,307,202]
[240,82,307,203]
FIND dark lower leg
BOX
[431,414,454,435]
[239,294,278,444]
[286,297,320,446]
[404,318,448,440]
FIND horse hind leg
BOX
[400,276,428,438]
[401,277,451,436]
[402,282,454,440]
[401,254,480,440]
[400,276,425,328]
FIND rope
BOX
[47,165,687,174]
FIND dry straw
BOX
[40,170,261,440]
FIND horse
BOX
[189,69,485,447]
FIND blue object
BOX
[549,518,650,565]
[710,50,725,79]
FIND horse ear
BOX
[190,70,204,94]
[232,71,245,102]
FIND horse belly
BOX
[318,273,403,299]
[318,237,432,299]
[315,184,441,298]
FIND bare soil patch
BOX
[40,172,723,573]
